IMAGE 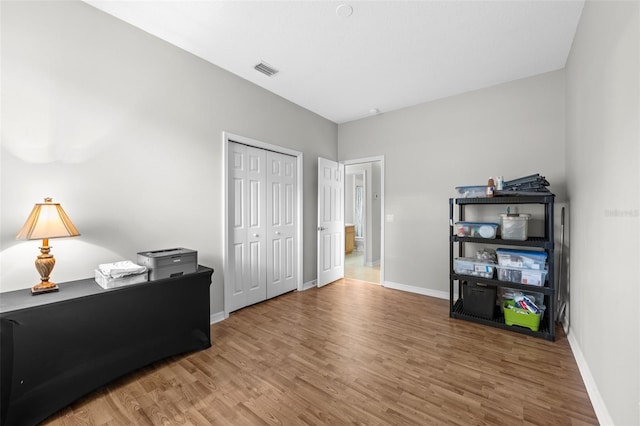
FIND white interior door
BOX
[228,142,267,311]
[317,157,345,287]
[266,150,297,298]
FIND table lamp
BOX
[16,198,80,295]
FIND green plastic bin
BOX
[503,300,542,332]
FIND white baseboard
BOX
[302,280,317,291]
[209,311,226,324]
[382,280,449,300]
[566,331,614,426]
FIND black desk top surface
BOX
[0,265,213,314]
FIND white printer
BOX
[136,248,197,281]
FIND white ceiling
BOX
[85,1,584,124]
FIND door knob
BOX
[317,226,326,231]
[253,233,259,237]
[275,231,281,235]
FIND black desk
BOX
[0,266,213,426]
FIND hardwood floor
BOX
[45,278,597,425]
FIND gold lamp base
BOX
[31,240,60,296]
[31,281,59,295]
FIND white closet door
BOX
[228,142,267,311]
[266,151,297,299]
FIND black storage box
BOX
[462,282,497,319]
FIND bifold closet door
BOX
[266,151,297,299]
[229,142,267,312]
[228,142,298,313]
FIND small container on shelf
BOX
[455,222,499,239]
[503,300,545,331]
[463,282,497,319]
[454,258,496,279]
[496,248,547,270]
[499,213,531,240]
[496,264,548,286]
[455,186,487,199]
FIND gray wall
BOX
[338,71,565,292]
[565,1,639,424]
[345,173,355,225]
[0,1,338,315]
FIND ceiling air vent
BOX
[254,62,278,77]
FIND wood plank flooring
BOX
[44,278,598,425]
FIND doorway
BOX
[343,157,384,284]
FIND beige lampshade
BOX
[16,198,80,240]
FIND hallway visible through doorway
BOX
[345,251,380,284]
[343,157,384,286]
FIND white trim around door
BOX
[223,132,304,318]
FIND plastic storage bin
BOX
[498,288,544,312]
[455,186,487,198]
[503,300,544,331]
[496,264,548,286]
[496,248,547,270]
[454,258,496,279]
[455,222,499,239]
[499,213,531,240]
[463,283,497,319]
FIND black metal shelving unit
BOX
[449,195,555,341]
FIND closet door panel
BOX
[229,143,267,311]
[228,143,248,311]
[266,151,297,299]
[245,146,267,306]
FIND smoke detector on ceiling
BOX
[254,62,279,77]
[336,4,353,18]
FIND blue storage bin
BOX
[496,248,547,270]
